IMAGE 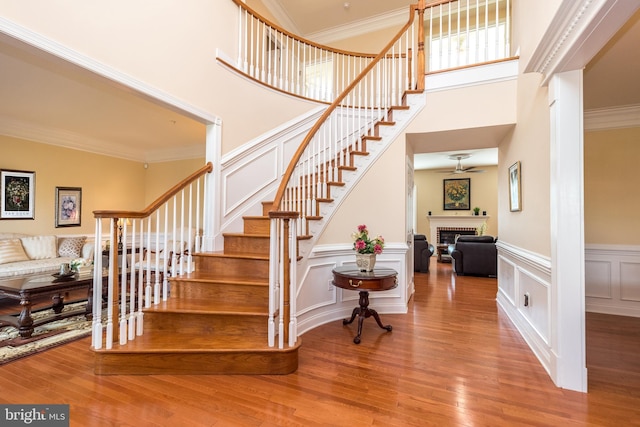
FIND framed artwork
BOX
[443,178,470,210]
[1,169,35,219]
[55,187,82,227]
[509,161,522,212]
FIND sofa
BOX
[448,235,497,277]
[0,233,94,279]
[414,234,435,273]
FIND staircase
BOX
[93,202,300,375]
[92,4,424,374]
[92,91,422,375]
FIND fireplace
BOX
[437,227,477,245]
[427,215,489,247]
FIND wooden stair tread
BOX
[173,272,268,286]
[194,252,269,261]
[149,299,268,314]
[94,334,301,352]
[222,232,269,237]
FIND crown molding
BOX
[525,0,640,84]
[0,116,146,161]
[259,0,301,35]
[305,7,408,45]
[584,104,640,131]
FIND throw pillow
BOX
[58,236,86,258]
[0,238,29,265]
[20,235,58,260]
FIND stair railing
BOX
[230,0,377,103]
[423,0,512,73]
[268,4,421,349]
[91,162,213,350]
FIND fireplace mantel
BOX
[426,215,490,245]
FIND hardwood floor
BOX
[1,260,639,426]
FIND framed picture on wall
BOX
[443,178,470,210]
[55,187,82,227]
[509,161,522,212]
[1,169,35,219]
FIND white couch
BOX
[0,233,94,279]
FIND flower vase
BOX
[355,253,376,272]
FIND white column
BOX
[549,69,587,392]
[204,118,223,252]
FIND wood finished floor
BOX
[0,260,639,426]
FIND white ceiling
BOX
[0,3,638,166]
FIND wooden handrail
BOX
[93,162,213,219]
[231,0,375,59]
[269,4,418,213]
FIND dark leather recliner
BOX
[414,234,434,273]
[448,235,497,277]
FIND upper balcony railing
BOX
[227,0,512,101]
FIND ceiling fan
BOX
[438,154,485,174]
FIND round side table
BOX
[331,266,398,344]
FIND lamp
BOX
[117,218,131,249]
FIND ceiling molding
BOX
[305,7,408,45]
[525,0,640,84]
[260,0,301,35]
[0,116,147,161]
[584,104,640,131]
[0,16,219,125]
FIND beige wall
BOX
[585,127,640,245]
[143,158,206,206]
[415,166,498,239]
[0,0,319,156]
[0,135,145,236]
[318,137,408,246]
[497,72,551,256]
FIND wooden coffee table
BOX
[0,273,101,339]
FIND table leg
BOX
[17,296,34,338]
[86,281,94,320]
[51,294,64,314]
[342,291,392,344]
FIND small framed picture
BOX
[1,169,35,219]
[509,161,522,212]
[55,187,82,227]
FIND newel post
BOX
[268,210,299,348]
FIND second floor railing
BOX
[230,0,512,100]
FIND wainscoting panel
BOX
[496,241,553,374]
[585,244,640,317]
[621,262,640,302]
[296,245,409,336]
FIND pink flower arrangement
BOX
[351,224,384,254]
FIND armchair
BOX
[414,234,435,273]
[448,235,497,277]
[133,240,188,281]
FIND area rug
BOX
[0,301,93,365]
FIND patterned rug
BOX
[0,301,93,365]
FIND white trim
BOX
[259,0,301,36]
[584,104,640,131]
[425,59,518,93]
[0,16,218,125]
[549,70,587,392]
[306,7,408,44]
[525,0,640,84]
[585,244,640,317]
